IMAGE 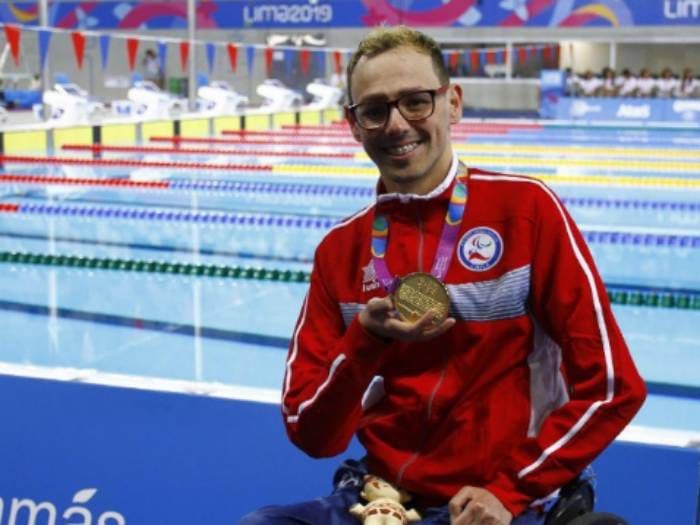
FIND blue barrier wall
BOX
[542,96,700,124]
[0,374,697,524]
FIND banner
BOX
[4,1,699,29]
[544,96,700,124]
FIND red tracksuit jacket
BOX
[281,159,646,516]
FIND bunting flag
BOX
[448,51,459,71]
[246,45,255,75]
[179,41,189,72]
[126,37,139,71]
[486,50,495,65]
[315,50,326,76]
[479,50,487,67]
[38,29,52,71]
[517,46,527,64]
[71,31,86,69]
[206,42,216,73]
[333,51,342,74]
[99,34,110,70]
[227,43,238,72]
[299,48,310,76]
[542,45,552,63]
[441,51,450,67]
[470,51,480,72]
[157,41,167,74]
[284,48,293,78]
[3,25,21,66]
[264,46,273,76]
[495,50,504,64]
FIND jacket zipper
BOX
[396,209,443,485]
[395,366,448,485]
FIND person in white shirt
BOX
[635,69,656,97]
[599,67,617,97]
[615,69,637,98]
[655,68,678,98]
[675,68,699,98]
[577,70,602,97]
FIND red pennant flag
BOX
[179,41,189,72]
[470,51,479,72]
[333,51,342,74]
[226,43,238,72]
[3,25,21,66]
[71,31,86,69]
[504,50,510,64]
[299,49,311,76]
[264,47,273,76]
[517,47,527,64]
[486,50,495,65]
[554,44,561,67]
[542,45,552,63]
[126,38,139,71]
[449,51,459,71]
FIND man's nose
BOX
[384,103,411,133]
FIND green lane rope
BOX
[0,251,310,283]
[2,251,699,310]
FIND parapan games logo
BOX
[458,227,503,272]
[0,488,125,525]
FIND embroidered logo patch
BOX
[458,227,503,272]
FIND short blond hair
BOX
[346,26,449,103]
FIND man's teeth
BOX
[387,143,418,155]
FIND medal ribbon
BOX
[371,162,468,292]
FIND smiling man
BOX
[239,27,645,525]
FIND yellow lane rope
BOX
[272,164,700,188]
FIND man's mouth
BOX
[384,141,420,156]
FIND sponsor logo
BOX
[458,227,503,272]
[362,261,381,292]
[616,104,651,119]
[569,100,601,118]
[664,0,700,19]
[243,1,333,26]
[0,488,125,525]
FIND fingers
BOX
[359,296,456,342]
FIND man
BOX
[241,27,646,525]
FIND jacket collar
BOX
[375,153,458,205]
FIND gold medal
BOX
[393,272,450,324]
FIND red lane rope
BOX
[0,155,273,171]
[150,135,359,147]
[62,144,354,159]
[0,203,20,213]
[0,174,170,189]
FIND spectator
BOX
[635,68,656,97]
[577,70,602,97]
[598,67,617,97]
[28,74,41,91]
[142,49,164,89]
[675,68,699,98]
[615,68,638,98]
[655,68,678,98]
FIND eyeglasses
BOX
[347,85,449,130]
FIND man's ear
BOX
[448,83,463,124]
[345,105,363,143]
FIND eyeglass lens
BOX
[355,91,435,129]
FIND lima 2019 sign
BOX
[0,0,699,29]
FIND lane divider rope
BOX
[1,251,697,310]
[62,144,354,159]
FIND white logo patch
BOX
[458,227,503,272]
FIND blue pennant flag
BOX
[495,50,504,64]
[441,51,449,67]
[284,48,294,78]
[38,29,52,71]
[246,45,256,75]
[206,42,216,73]
[315,50,326,76]
[479,50,487,67]
[157,41,167,74]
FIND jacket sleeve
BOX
[484,181,646,515]
[281,244,390,458]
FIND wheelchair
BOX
[545,475,628,525]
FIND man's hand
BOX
[358,296,455,342]
[449,487,512,525]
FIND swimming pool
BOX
[0,119,698,440]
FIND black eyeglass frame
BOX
[346,85,450,130]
